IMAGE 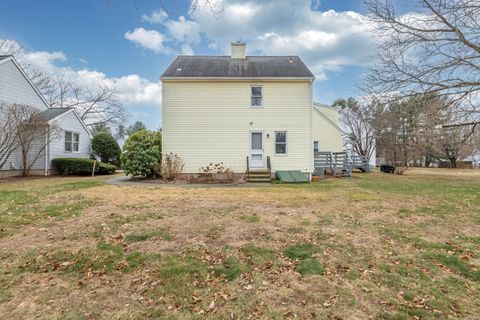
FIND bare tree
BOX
[9,104,62,176]
[0,103,22,169]
[364,0,480,128]
[438,126,472,167]
[44,74,125,129]
[333,98,377,162]
[1,41,126,129]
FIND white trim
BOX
[249,130,265,168]
[274,131,288,156]
[309,80,314,177]
[313,105,345,135]
[250,85,263,108]
[313,102,341,112]
[47,108,92,138]
[44,127,49,176]
[64,130,81,153]
[0,56,50,110]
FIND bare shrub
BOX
[161,153,184,180]
[198,162,236,183]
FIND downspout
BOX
[44,126,49,176]
[308,79,313,181]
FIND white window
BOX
[251,86,262,107]
[275,131,287,155]
[65,131,80,152]
[314,141,319,153]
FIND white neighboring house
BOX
[463,150,480,168]
[0,55,92,177]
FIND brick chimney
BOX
[231,41,246,59]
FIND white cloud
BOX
[124,28,172,54]
[136,0,375,79]
[142,9,168,24]
[2,39,162,126]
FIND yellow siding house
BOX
[161,42,344,180]
[312,103,344,153]
[160,42,314,180]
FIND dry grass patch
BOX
[0,170,479,318]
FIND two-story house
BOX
[161,42,344,181]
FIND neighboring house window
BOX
[251,86,262,107]
[313,141,319,153]
[275,131,287,155]
[65,131,80,152]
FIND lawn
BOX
[0,169,479,319]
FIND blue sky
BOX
[0,0,405,130]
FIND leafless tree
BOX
[9,104,62,176]
[0,103,22,169]
[364,0,480,128]
[333,98,377,162]
[437,126,472,167]
[44,74,125,129]
[1,41,125,129]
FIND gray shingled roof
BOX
[161,56,315,79]
[37,108,71,121]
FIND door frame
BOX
[249,130,265,168]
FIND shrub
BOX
[198,162,236,183]
[158,153,184,180]
[91,133,122,165]
[52,158,116,176]
[121,130,162,178]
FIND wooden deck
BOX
[314,151,369,177]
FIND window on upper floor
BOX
[251,86,262,108]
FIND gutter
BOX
[160,76,315,81]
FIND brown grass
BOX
[0,169,479,319]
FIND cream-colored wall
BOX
[312,106,344,152]
[162,80,312,174]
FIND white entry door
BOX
[250,131,264,168]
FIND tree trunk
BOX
[450,158,457,168]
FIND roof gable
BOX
[161,55,315,79]
[0,56,49,110]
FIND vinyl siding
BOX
[0,59,48,172]
[0,60,48,110]
[312,106,344,152]
[163,80,312,174]
[47,111,91,170]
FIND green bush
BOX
[91,132,122,165]
[52,158,116,176]
[121,130,162,178]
